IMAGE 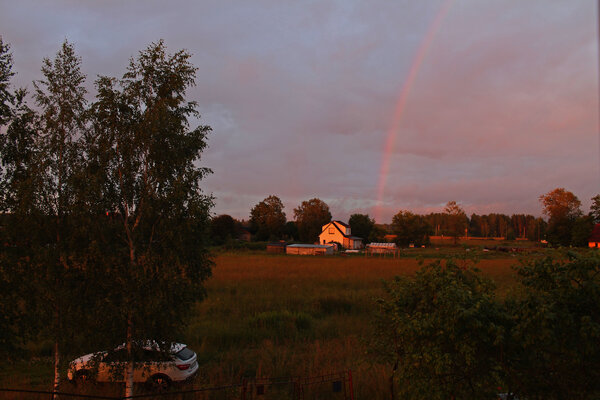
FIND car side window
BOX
[103,349,128,363]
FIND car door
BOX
[97,348,128,382]
[134,349,174,381]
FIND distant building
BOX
[366,242,397,254]
[589,224,600,248]
[318,220,363,249]
[266,242,287,253]
[383,234,397,243]
[238,228,251,242]
[286,244,334,255]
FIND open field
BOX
[0,247,540,398]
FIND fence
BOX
[0,370,354,400]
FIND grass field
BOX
[0,246,534,398]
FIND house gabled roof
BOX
[320,221,362,240]
[321,221,346,236]
[333,220,350,228]
[590,224,600,242]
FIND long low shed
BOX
[286,244,334,255]
[366,243,397,254]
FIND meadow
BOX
[0,245,535,399]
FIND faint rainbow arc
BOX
[374,0,454,223]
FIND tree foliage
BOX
[374,251,600,399]
[539,188,583,246]
[375,258,505,399]
[294,198,331,243]
[348,213,374,243]
[590,194,600,224]
[443,201,467,244]
[249,195,286,241]
[391,210,431,246]
[507,252,600,399]
[540,188,582,221]
[28,40,90,391]
[210,214,239,245]
[0,37,26,359]
[0,37,15,126]
[87,40,213,396]
[283,220,298,241]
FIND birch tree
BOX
[32,39,88,394]
[88,40,213,396]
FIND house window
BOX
[329,228,334,234]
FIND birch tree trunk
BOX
[52,339,60,400]
[125,314,134,398]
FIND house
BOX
[318,220,363,250]
[286,244,334,255]
[589,224,600,248]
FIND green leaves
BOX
[507,252,600,399]
[375,252,600,399]
[89,40,213,344]
[294,198,331,243]
[250,195,287,241]
[376,258,504,399]
[1,39,213,395]
[391,210,431,246]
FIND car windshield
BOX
[175,347,194,361]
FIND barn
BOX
[286,244,334,255]
[589,224,600,248]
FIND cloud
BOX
[1,0,597,223]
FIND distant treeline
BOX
[211,189,599,248]
[425,212,546,241]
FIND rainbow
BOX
[374,0,454,223]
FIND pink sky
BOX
[1,0,598,223]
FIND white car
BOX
[67,342,198,389]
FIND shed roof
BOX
[367,243,397,248]
[287,244,334,248]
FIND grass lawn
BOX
[0,246,535,398]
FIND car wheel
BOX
[148,374,171,391]
[74,369,91,384]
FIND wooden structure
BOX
[266,242,287,253]
[366,242,398,257]
[286,244,334,255]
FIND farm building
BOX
[286,244,334,255]
[366,242,397,254]
[266,242,287,253]
[383,234,398,242]
[589,224,600,248]
[318,220,363,249]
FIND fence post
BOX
[348,370,354,400]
